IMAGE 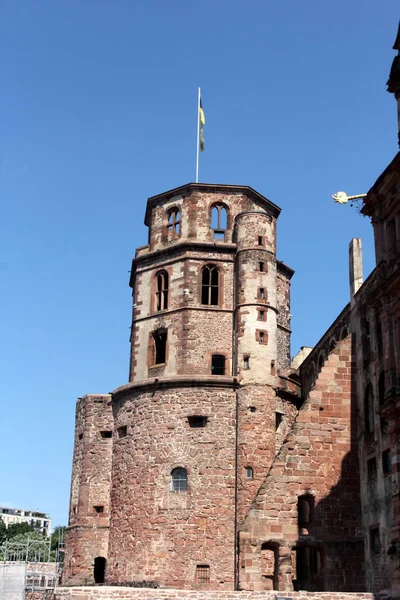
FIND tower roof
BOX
[144,183,281,226]
[393,20,400,50]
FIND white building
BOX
[0,506,51,537]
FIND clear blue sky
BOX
[1,1,398,527]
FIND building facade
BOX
[0,506,51,537]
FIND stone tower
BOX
[63,183,297,589]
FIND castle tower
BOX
[387,21,400,147]
[64,183,295,590]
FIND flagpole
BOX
[195,87,200,183]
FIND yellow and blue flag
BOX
[199,98,205,152]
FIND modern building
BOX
[0,506,51,537]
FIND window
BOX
[298,495,314,530]
[167,207,181,237]
[367,457,377,481]
[382,449,391,475]
[94,506,104,513]
[100,431,112,439]
[376,318,383,357]
[260,331,264,343]
[270,360,276,375]
[294,546,322,586]
[249,406,256,413]
[211,354,226,375]
[258,309,266,321]
[196,564,210,584]
[149,329,167,366]
[245,466,253,479]
[256,330,268,345]
[370,528,381,554]
[117,426,127,439]
[211,204,227,240]
[258,236,264,246]
[188,415,207,428]
[259,262,265,272]
[243,355,250,369]
[275,412,283,430]
[258,287,265,300]
[378,372,385,407]
[201,265,219,305]
[155,270,169,311]
[171,467,187,492]
[261,543,278,590]
[364,384,374,437]
[78,433,83,440]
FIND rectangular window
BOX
[367,457,377,481]
[382,449,391,475]
[275,412,283,430]
[258,236,264,246]
[259,262,265,272]
[149,330,168,366]
[258,309,266,321]
[211,354,226,375]
[196,565,210,584]
[94,506,104,514]
[100,430,112,439]
[117,426,127,439]
[188,416,207,428]
[243,355,250,369]
[370,527,381,554]
[258,287,265,300]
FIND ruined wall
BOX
[106,382,237,589]
[239,336,364,593]
[63,395,113,585]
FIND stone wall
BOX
[239,336,364,592]
[54,587,374,600]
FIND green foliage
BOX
[0,530,54,561]
[50,526,66,552]
[7,521,36,539]
[0,519,7,545]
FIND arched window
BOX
[364,384,374,436]
[155,270,169,311]
[167,207,181,237]
[211,204,227,240]
[317,353,324,373]
[201,265,219,305]
[171,467,187,492]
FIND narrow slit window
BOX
[382,449,391,475]
[259,262,265,272]
[259,331,265,344]
[211,354,226,375]
[201,265,219,305]
[258,309,266,321]
[155,270,169,311]
[258,236,263,246]
[370,528,381,553]
[245,467,253,479]
[243,356,250,369]
[167,208,181,236]
[171,467,187,492]
[258,287,265,300]
[367,457,377,481]
[153,330,167,365]
[364,384,374,436]
[275,412,283,430]
[298,495,314,529]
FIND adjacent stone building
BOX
[63,21,400,598]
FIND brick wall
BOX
[239,336,364,592]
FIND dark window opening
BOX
[259,262,265,272]
[294,546,322,590]
[245,466,253,479]
[380,418,388,436]
[156,270,169,311]
[363,317,371,367]
[261,543,278,591]
[211,354,226,375]
[171,467,187,492]
[94,505,104,513]
[318,354,324,373]
[153,330,167,365]
[201,265,219,305]
[211,204,227,240]
[167,208,181,236]
[78,433,83,440]
[259,331,265,344]
[367,457,377,481]
[243,355,250,369]
[271,360,276,375]
[258,236,263,246]
[259,287,265,299]
[117,426,127,439]
[376,318,383,357]
[364,384,374,437]
[382,449,391,475]
[258,310,266,321]
[94,557,106,584]
[298,495,314,530]
[249,406,256,413]
[196,564,210,584]
[188,415,207,428]
[100,430,112,439]
[378,372,385,407]
[275,412,283,430]
[370,528,381,554]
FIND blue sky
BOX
[1,1,398,527]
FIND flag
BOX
[199,97,205,152]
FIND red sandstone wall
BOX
[106,384,237,589]
[63,395,113,585]
[239,336,364,592]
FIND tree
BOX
[50,526,66,552]
[0,519,6,545]
[6,521,36,539]
[0,531,54,561]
